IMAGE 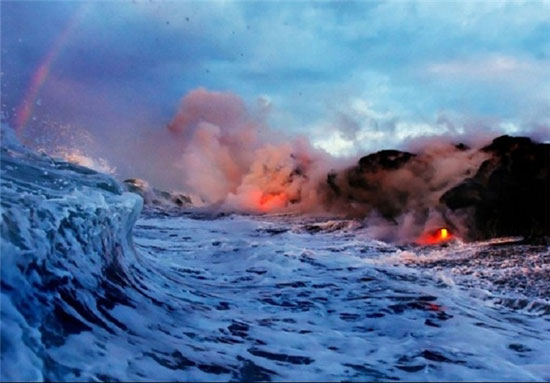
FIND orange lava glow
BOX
[416,227,454,245]
[258,192,288,212]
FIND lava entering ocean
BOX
[416,227,454,245]
[258,192,288,212]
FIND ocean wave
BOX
[2,126,550,381]
[1,127,143,380]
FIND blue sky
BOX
[2,0,549,158]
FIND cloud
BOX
[2,0,549,166]
[426,54,549,82]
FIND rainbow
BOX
[14,4,89,135]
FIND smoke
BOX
[139,88,492,244]
[163,88,335,211]
[224,139,332,213]
[169,88,258,203]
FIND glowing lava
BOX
[258,192,288,212]
[416,227,453,245]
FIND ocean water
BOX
[1,131,550,381]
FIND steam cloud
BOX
[163,88,332,212]
[146,88,490,243]
[25,87,539,243]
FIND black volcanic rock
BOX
[358,150,416,172]
[325,135,549,243]
[441,135,550,241]
[123,178,191,209]
[482,135,534,155]
[324,149,426,221]
[347,150,416,192]
[441,179,485,210]
[326,171,340,195]
[455,143,469,151]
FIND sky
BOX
[1,0,549,164]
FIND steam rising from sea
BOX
[49,88,506,243]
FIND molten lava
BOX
[416,227,453,245]
[258,192,288,212]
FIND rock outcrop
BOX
[325,135,549,243]
[441,135,549,242]
[123,178,191,210]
